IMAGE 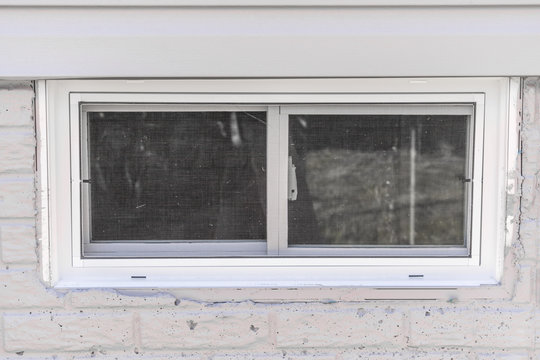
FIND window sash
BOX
[78,104,277,258]
[277,104,479,257]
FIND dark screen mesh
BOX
[288,114,469,246]
[86,111,266,242]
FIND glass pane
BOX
[85,111,266,242]
[288,114,469,247]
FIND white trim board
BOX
[3,0,540,6]
[2,7,540,78]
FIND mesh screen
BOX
[86,111,266,242]
[288,114,469,246]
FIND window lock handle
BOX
[288,156,298,201]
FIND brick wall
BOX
[0,79,538,359]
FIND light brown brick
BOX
[410,306,534,348]
[476,350,530,360]
[4,311,134,352]
[0,224,36,263]
[0,176,35,218]
[0,84,34,127]
[276,307,403,348]
[140,310,268,350]
[0,270,64,308]
[0,129,35,173]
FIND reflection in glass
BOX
[288,114,469,247]
[86,111,266,242]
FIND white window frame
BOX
[39,77,513,288]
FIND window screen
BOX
[287,113,470,248]
[82,110,267,243]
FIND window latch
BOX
[288,156,298,201]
